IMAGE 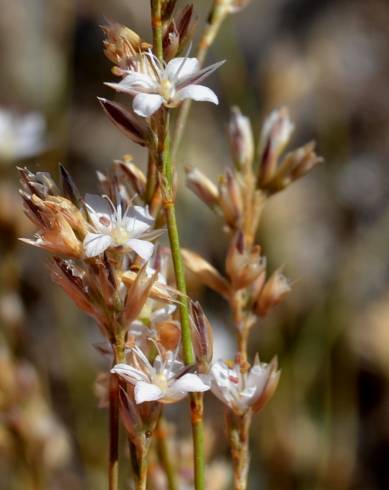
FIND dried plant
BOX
[18,2,321,490]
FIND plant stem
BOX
[108,334,126,490]
[158,113,206,489]
[109,372,120,490]
[150,0,163,61]
[171,1,229,161]
[156,418,179,490]
[226,409,252,490]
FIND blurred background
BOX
[1,0,389,489]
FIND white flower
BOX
[111,347,209,404]
[210,356,280,415]
[83,194,161,260]
[106,52,225,117]
[0,109,46,161]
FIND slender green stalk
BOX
[150,0,163,61]
[171,1,229,161]
[156,418,179,490]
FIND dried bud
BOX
[20,195,85,257]
[254,269,291,317]
[226,232,266,290]
[267,142,323,192]
[181,249,230,299]
[228,106,254,170]
[121,269,179,304]
[163,22,180,60]
[102,22,151,68]
[121,264,158,326]
[251,356,280,413]
[59,164,83,209]
[50,258,97,319]
[98,98,151,146]
[175,4,197,51]
[258,108,294,188]
[18,167,59,199]
[218,169,243,228]
[191,301,213,368]
[185,166,220,211]
[117,158,147,196]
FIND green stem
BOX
[150,0,163,61]
[158,113,206,489]
[156,418,179,490]
[171,1,229,161]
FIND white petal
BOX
[134,381,163,404]
[173,373,210,393]
[174,85,218,105]
[83,233,113,257]
[111,363,148,383]
[165,57,200,82]
[126,238,154,260]
[133,93,163,117]
[151,304,176,324]
[84,194,112,230]
[105,72,156,94]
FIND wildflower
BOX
[106,52,224,117]
[111,346,209,404]
[83,194,161,259]
[210,356,280,415]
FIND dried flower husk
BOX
[185,166,220,211]
[229,106,254,171]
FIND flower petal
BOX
[175,85,218,105]
[111,363,148,383]
[133,93,163,117]
[173,373,210,393]
[83,233,113,257]
[126,238,154,260]
[134,381,163,404]
[165,57,200,82]
[105,72,157,95]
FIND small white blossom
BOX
[106,52,225,117]
[0,109,46,161]
[210,357,280,415]
[83,194,161,260]
[111,347,209,404]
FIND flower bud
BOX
[191,301,213,368]
[98,98,151,147]
[175,4,197,51]
[218,169,243,228]
[228,106,254,171]
[185,166,220,211]
[258,108,294,188]
[254,269,291,317]
[226,232,266,290]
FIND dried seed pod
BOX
[102,22,150,68]
[98,98,151,146]
[254,268,291,317]
[59,164,83,208]
[185,166,220,211]
[228,106,254,171]
[181,249,230,299]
